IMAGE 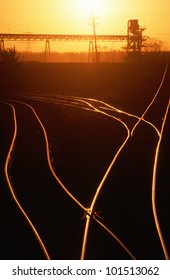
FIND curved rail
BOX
[23,93,166,259]
[8,100,87,213]
[152,100,170,260]
[76,100,133,259]
[1,101,50,260]
[16,97,136,260]
[23,88,168,259]
[49,95,165,260]
[63,93,169,259]
[48,94,160,136]
[131,64,169,136]
[2,62,168,260]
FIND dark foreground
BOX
[0,63,170,260]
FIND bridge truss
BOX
[0,20,146,60]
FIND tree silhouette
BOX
[0,47,23,92]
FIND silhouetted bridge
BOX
[0,20,146,54]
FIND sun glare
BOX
[81,0,103,16]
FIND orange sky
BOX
[1,0,170,52]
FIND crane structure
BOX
[0,20,145,56]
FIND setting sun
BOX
[81,0,103,15]
[0,0,170,52]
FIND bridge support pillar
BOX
[44,40,50,62]
[0,39,5,50]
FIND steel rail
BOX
[131,64,169,136]
[79,104,131,260]
[93,216,136,260]
[53,95,160,136]
[58,95,133,259]
[26,94,164,260]
[65,95,167,260]
[99,105,160,136]
[24,94,165,259]
[0,101,50,260]
[43,95,135,260]
[22,75,170,259]
[152,100,170,260]
[72,96,161,136]
[8,100,87,213]
[22,95,136,260]
[2,63,168,259]
[59,93,170,259]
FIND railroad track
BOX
[0,64,169,259]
